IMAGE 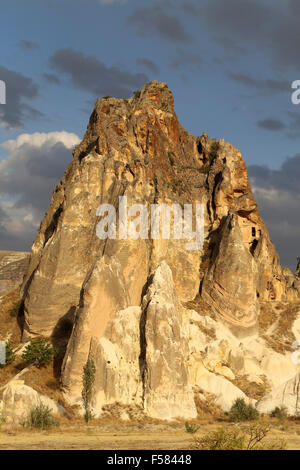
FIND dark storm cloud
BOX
[128,5,191,43]
[0,133,79,212]
[184,0,300,71]
[249,154,300,269]
[49,48,148,98]
[0,132,80,251]
[249,153,300,193]
[0,66,41,128]
[0,210,34,252]
[257,118,286,132]
[17,40,39,51]
[256,111,300,138]
[252,186,300,270]
[136,58,160,75]
[286,111,300,139]
[228,73,288,94]
[171,47,203,70]
[42,73,61,85]
[199,0,271,41]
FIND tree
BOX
[82,358,96,423]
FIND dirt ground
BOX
[1,420,300,450]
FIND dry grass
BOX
[194,388,225,420]
[1,418,300,450]
[229,375,271,400]
[259,301,300,353]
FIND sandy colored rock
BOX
[0,251,29,296]
[257,373,300,416]
[0,381,65,425]
[17,81,300,419]
[140,262,197,420]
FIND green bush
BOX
[270,405,288,420]
[0,340,15,367]
[185,422,200,434]
[21,339,57,368]
[208,141,220,163]
[82,358,96,423]
[28,402,59,430]
[5,340,15,365]
[193,425,286,450]
[228,398,259,422]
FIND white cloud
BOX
[0,131,80,251]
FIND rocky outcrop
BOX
[201,213,259,335]
[0,380,65,424]
[19,81,300,419]
[257,373,300,416]
[0,251,29,296]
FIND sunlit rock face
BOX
[0,251,29,296]
[20,81,300,419]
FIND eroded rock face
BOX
[20,81,300,418]
[257,373,300,416]
[201,213,259,335]
[0,251,29,296]
[0,381,65,424]
[140,262,196,419]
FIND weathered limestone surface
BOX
[201,213,259,334]
[257,373,300,416]
[0,380,65,424]
[0,251,29,296]
[140,262,196,419]
[19,81,300,418]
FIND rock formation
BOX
[19,81,300,419]
[0,380,65,424]
[0,251,29,296]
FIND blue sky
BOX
[0,0,300,269]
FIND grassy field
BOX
[1,420,300,450]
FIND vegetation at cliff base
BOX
[21,338,57,368]
[28,402,59,430]
[228,398,259,422]
[82,357,96,423]
[193,425,286,450]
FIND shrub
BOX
[185,422,200,434]
[21,339,57,368]
[133,90,141,99]
[270,405,288,420]
[28,402,59,430]
[5,340,15,365]
[193,425,286,450]
[82,358,96,423]
[228,398,259,422]
[208,141,220,163]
